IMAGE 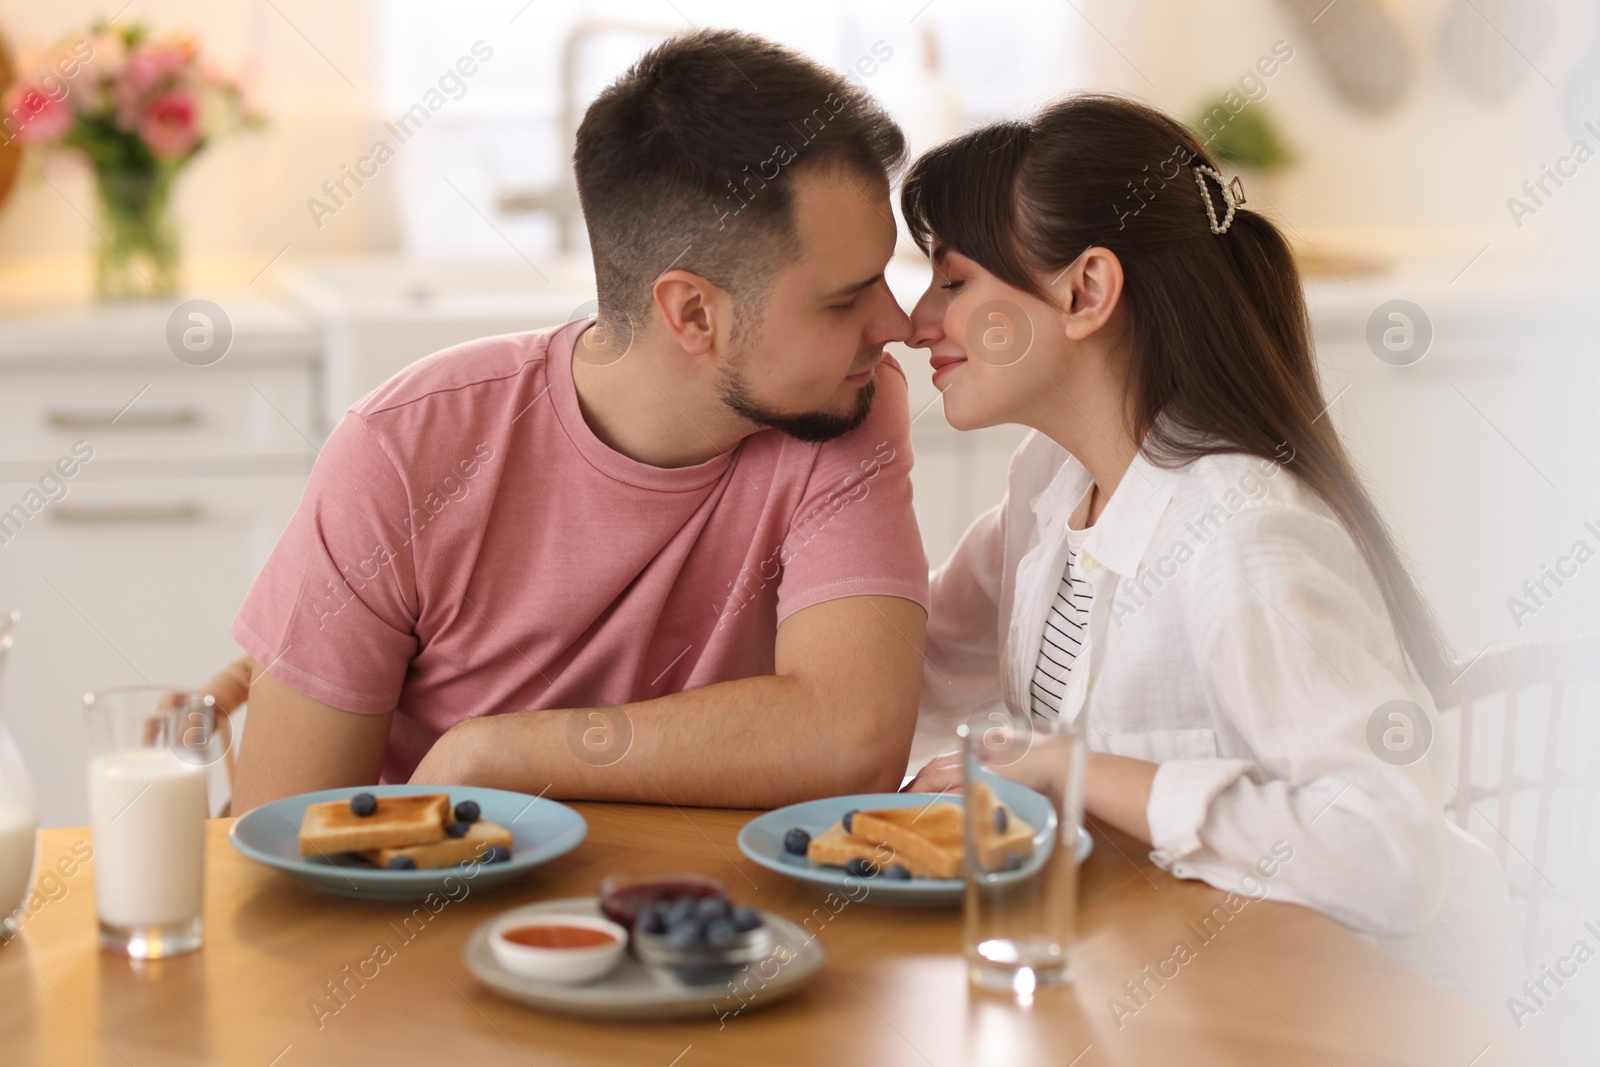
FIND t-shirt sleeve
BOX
[773,358,930,622]
[230,411,421,714]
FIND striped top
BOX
[1030,520,1093,721]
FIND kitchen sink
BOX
[280,256,600,430]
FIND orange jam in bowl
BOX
[488,911,628,984]
[502,923,619,950]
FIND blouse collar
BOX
[1029,437,1183,580]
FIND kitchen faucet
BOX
[496,20,676,253]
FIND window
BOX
[373,0,1078,257]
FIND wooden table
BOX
[0,805,1535,1066]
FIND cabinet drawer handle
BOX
[49,502,205,525]
[46,407,202,430]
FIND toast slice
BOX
[968,781,1038,873]
[298,793,450,856]
[850,803,965,880]
[805,821,950,878]
[365,819,513,869]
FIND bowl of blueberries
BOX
[631,894,772,986]
[597,872,771,986]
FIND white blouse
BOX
[916,430,1523,1016]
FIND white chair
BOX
[1430,635,1600,970]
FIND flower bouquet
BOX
[1,22,262,298]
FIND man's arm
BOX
[410,594,926,807]
[230,669,393,814]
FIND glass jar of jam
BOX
[596,871,728,952]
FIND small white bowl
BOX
[488,913,627,985]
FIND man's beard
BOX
[717,366,876,443]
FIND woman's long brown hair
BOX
[901,93,1454,693]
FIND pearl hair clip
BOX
[1192,165,1246,234]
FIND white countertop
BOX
[0,240,1594,372]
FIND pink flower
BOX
[0,83,76,145]
[138,90,199,160]
[116,42,193,128]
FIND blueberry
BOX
[385,855,416,870]
[883,864,912,881]
[349,792,377,817]
[693,896,731,922]
[841,809,860,834]
[704,917,738,949]
[1001,851,1024,872]
[454,800,481,824]
[730,906,763,932]
[665,920,701,950]
[444,821,469,839]
[483,844,512,864]
[844,856,878,878]
[637,904,669,935]
[782,827,811,855]
[664,896,697,926]
[994,806,1009,834]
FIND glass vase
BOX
[91,166,180,300]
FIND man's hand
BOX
[408,720,481,787]
[200,654,258,714]
[198,654,258,816]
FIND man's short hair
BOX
[574,29,907,330]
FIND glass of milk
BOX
[0,610,39,944]
[84,686,222,958]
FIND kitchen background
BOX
[0,0,1597,1048]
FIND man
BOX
[223,29,929,814]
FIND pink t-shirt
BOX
[231,319,929,783]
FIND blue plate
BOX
[229,784,586,900]
[738,783,1090,908]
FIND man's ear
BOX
[652,270,733,355]
[1048,246,1124,342]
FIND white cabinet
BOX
[0,299,319,828]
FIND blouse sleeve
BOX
[920,499,1008,737]
[1147,502,1452,938]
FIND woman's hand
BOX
[1081,751,1157,845]
[901,751,962,793]
[902,749,1158,848]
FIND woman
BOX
[900,93,1521,1015]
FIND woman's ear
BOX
[1048,246,1124,341]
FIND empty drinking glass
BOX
[961,702,1086,997]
